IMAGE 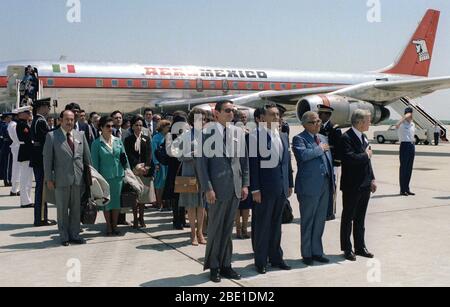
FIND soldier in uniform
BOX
[0,113,14,187]
[31,98,57,226]
[16,106,34,208]
[318,105,342,221]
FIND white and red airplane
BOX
[0,9,448,134]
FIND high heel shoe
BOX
[191,234,199,246]
[197,232,207,245]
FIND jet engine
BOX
[296,94,390,127]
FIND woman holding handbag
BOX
[91,116,130,236]
[124,116,155,229]
[170,109,207,246]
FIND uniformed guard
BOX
[16,106,34,208]
[8,111,21,196]
[317,104,342,221]
[396,107,416,196]
[31,98,57,226]
[0,113,14,187]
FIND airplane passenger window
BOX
[111,80,118,87]
[141,80,148,88]
[127,80,133,87]
[96,79,103,87]
[47,79,54,87]
[258,83,265,90]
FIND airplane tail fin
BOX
[381,9,440,77]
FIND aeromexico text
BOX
[145,67,269,79]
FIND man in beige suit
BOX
[43,110,92,246]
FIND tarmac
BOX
[1,125,450,287]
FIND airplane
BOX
[0,9,448,138]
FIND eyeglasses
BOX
[307,120,322,125]
[223,109,235,114]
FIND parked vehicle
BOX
[374,125,430,145]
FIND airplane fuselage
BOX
[0,60,410,114]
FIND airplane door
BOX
[6,65,26,96]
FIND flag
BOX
[52,64,61,73]
[52,64,76,73]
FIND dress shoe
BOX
[210,269,221,283]
[70,238,86,245]
[400,192,409,196]
[61,241,70,247]
[34,220,57,227]
[20,203,34,208]
[272,262,291,270]
[220,267,241,280]
[407,191,416,196]
[355,248,374,258]
[344,251,357,261]
[302,258,314,266]
[9,192,19,197]
[256,265,267,274]
[313,256,330,263]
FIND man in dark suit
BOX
[250,103,293,274]
[143,108,157,136]
[196,100,249,283]
[340,109,377,261]
[318,105,342,221]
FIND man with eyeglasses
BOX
[196,100,249,283]
[292,111,334,266]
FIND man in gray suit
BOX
[292,111,335,265]
[43,110,92,246]
[196,100,250,283]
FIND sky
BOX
[1,0,450,118]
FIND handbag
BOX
[155,141,170,166]
[121,182,138,208]
[81,198,98,225]
[174,163,199,194]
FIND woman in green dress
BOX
[91,116,130,236]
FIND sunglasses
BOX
[223,108,235,114]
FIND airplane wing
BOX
[154,76,450,111]
[330,76,450,103]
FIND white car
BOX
[374,125,429,145]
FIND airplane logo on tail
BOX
[412,39,430,62]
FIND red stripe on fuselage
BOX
[36,76,344,91]
[0,76,7,87]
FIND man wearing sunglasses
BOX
[196,100,249,283]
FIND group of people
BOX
[4,95,420,283]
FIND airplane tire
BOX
[377,136,385,144]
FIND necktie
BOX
[67,133,74,154]
[223,127,228,158]
[117,129,122,139]
[362,135,366,148]
[315,135,321,145]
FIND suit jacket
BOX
[17,119,33,162]
[91,136,129,180]
[43,128,92,188]
[124,133,155,177]
[30,114,50,168]
[340,128,375,192]
[76,121,92,145]
[113,127,131,142]
[196,124,250,201]
[292,130,335,197]
[249,129,293,197]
